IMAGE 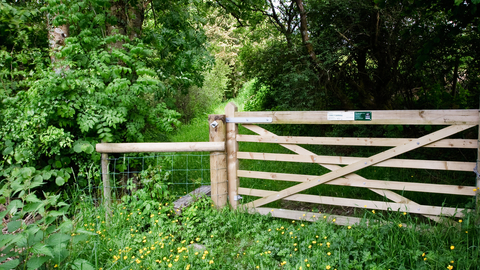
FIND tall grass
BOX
[65,194,479,269]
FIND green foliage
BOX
[124,165,173,206]
[230,0,480,111]
[0,0,213,195]
[0,165,94,269]
[177,58,231,121]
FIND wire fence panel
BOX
[91,153,211,204]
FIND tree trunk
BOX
[295,0,317,64]
[48,19,69,73]
[108,0,145,47]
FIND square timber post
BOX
[226,102,239,209]
[209,114,228,209]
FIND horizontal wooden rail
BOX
[237,135,477,149]
[235,110,479,125]
[96,142,225,153]
[238,152,475,171]
[250,207,362,225]
[239,188,465,217]
[237,170,476,196]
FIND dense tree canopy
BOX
[216,0,480,110]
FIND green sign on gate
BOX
[354,112,372,121]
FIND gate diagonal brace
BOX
[242,124,474,216]
[240,125,440,220]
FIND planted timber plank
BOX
[237,170,476,196]
[239,188,465,217]
[250,207,362,226]
[237,152,475,171]
[235,110,479,125]
[173,185,211,215]
[237,135,477,149]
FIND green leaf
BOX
[2,146,13,156]
[26,256,49,270]
[48,210,65,217]
[60,157,71,165]
[23,202,42,212]
[55,176,65,186]
[0,235,15,249]
[25,193,41,202]
[85,144,94,154]
[72,259,95,270]
[0,259,19,269]
[73,143,83,153]
[43,171,53,180]
[31,243,54,257]
[46,233,71,246]
[31,175,45,189]
[7,220,22,233]
[7,200,23,215]
[54,160,62,168]
[20,167,34,178]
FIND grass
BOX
[62,194,479,269]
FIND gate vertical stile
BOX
[226,103,239,209]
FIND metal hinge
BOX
[226,117,272,123]
[234,195,243,201]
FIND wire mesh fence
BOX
[84,153,211,205]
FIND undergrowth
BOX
[65,195,480,269]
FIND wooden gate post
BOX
[226,103,239,209]
[209,114,228,208]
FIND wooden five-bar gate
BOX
[97,103,480,225]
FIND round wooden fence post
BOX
[209,115,228,209]
[101,152,111,221]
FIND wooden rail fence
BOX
[96,103,480,225]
